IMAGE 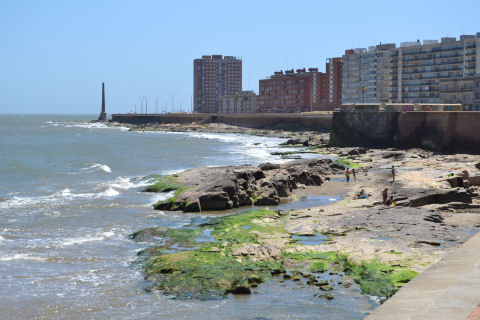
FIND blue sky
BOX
[0,0,478,114]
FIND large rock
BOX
[199,192,233,210]
[254,189,279,206]
[398,188,472,207]
[148,159,341,212]
[259,163,280,171]
[283,138,308,145]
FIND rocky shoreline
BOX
[145,159,345,212]
[128,122,480,305]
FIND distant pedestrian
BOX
[382,187,389,204]
[352,168,357,181]
[391,165,396,182]
[345,169,350,183]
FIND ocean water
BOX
[0,115,377,319]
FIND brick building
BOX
[193,55,242,113]
[258,68,328,113]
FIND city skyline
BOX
[1,0,479,114]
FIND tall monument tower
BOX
[98,82,107,121]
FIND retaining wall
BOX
[330,111,480,153]
[110,113,332,132]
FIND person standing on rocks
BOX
[345,169,351,183]
[391,165,396,182]
[382,187,389,204]
[352,168,357,181]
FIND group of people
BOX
[354,188,370,200]
[382,165,396,205]
[343,164,397,205]
[345,168,356,183]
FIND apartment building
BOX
[326,57,343,107]
[439,77,475,110]
[474,75,480,111]
[219,91,258,113]
[193,55,242,113]
[258,68,328,113]
[342,32,480,109]
[342,44,396,104]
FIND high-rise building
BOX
[193,55,242,113]
[342,32,480,109]
[258,68,328,113]
[342,44,396,104]
[326,57,343,107]
[475,75,480,111]
[439,76,476,110]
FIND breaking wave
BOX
[150,191,175,205]
[0,254,47,262]
[59,230,116,247]
[44,121,129,131]
[84,163,112,173]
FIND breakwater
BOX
[330,111,480,153]
[110,113,332,132]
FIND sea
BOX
[0,115,378,319]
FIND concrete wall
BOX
[329,111,399,148]
[110,113,332,132]
[330,111,480,153]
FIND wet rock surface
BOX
[148,159,343,212]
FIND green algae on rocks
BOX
[142,174,191,210]
[146,250,283,299]
[281,248,417,298]
[132,209,286,299]
[335,158,363,169]
[132,208,418,300]
[152,186,192,211]
[143,175,181,193]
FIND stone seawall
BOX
[110,113,332,132]
[330,111,480,153]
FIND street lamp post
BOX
[138,98,143,113]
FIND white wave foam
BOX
[107,176,153,190]
[242,148,278,162]
[45,120,129,131]
[61,188,72,197]
[176,131,287,147]
[97,187,119,198]
[0,235,4,242]
[1,184,121,210]
[150,191,175,205]
[187,132,243,143]
[73,122,130,131]
[161,169,186,176]
[60,230,116,247]
[0,195,55,210]
[367,294,384,304]
[58,188,95,200]
[0,254,46,262]
[73,122,109,129]
[84,163,111,173]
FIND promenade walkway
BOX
[366,232,480,320]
